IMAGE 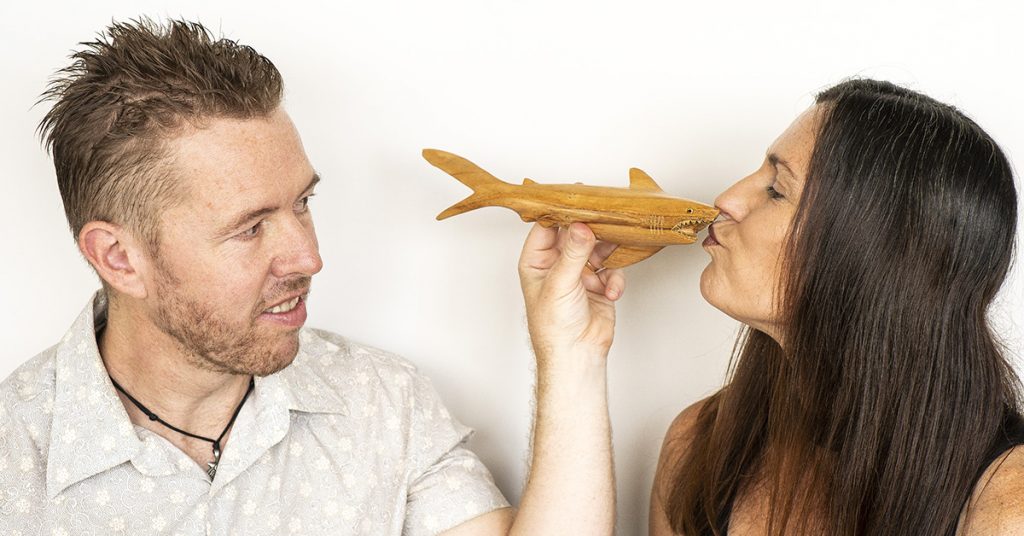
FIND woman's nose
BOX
[714,174,758,222]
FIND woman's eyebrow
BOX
[770,150,798,184]
[767,153,797,178]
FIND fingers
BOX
[591,241,618,265]
[584,241,624,301]
[522,222,559,255]
[601,268,626,300]
[522,222,616,270]
[520,221,626,302]
[581,266,626,300]
[519,223,560,273]
[546,223,597,292]
[581,269,606,295]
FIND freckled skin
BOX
[699,107,819,341]
[145,108,323,376]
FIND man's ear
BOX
[78,222,151,299]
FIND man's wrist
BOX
[534,349,609,379]
[534,351,609,402]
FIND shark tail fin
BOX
[436,195,491,220]
[423,149,510,220]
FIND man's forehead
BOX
[170,112,300,180]
[158,110,315,222]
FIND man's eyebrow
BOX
[216,173,321,236]
[303,173,321,193]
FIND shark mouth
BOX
[672,218,715,234]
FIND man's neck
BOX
[99,297,253,444]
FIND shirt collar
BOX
[47,291,141,498]
[271,329,350,415]
[47,291,348,498]
[208,330,349,493]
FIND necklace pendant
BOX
[207,442,222,480]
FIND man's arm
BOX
[443,222,622,536]
[440,508,514,535]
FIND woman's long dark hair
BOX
[664,79,1021,535]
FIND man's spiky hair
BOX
[38,17,284,250]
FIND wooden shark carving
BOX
[423,149,719,268]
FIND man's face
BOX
[146,107,323,376]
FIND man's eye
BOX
[238,221,262,239]
[296,193,316,213]
[766,185,785,200]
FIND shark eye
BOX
[687,209,693,213]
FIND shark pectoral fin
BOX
[523,178,537,185]
[602,245,665,269]
[628,168,664,192]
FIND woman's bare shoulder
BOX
[961,446,1024,535]
[664,396,713,453]
[650,396,714,536]
[653,396,714,495]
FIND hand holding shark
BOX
[423,149,719,268]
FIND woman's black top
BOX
[709,412,1024,535]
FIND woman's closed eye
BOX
[766,184,785,200]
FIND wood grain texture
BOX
[423,149,719,268]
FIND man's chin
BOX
[251,334,301,377]
[248,358,296,377]
[214,331,301,377]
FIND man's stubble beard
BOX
[151,257,308,377]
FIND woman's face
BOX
[700,106,819,342]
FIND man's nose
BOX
[271,217,323,279]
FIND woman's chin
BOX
[698,269,776,337]
[698,264,718,306]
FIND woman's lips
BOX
[703,224,721,247]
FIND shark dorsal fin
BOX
[629,168,663,191]
[523,178,538,185]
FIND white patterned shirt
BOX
[0,292,509,535]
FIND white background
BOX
[1,1,1022,533]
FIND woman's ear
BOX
[78,221,150,299]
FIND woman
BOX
[520,78,1024,535]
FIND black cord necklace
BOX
[109,375,255,480]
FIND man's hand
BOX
[494,222,623,536]
[444,223,624,536]
[518,222,626,365]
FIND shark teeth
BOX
[265,296,300,314]
[672,219,715,232]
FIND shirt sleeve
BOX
[0,380,48,531]
[401,371,510,536]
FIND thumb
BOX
[547,223,596,291]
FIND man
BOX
[0,18,623,535]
